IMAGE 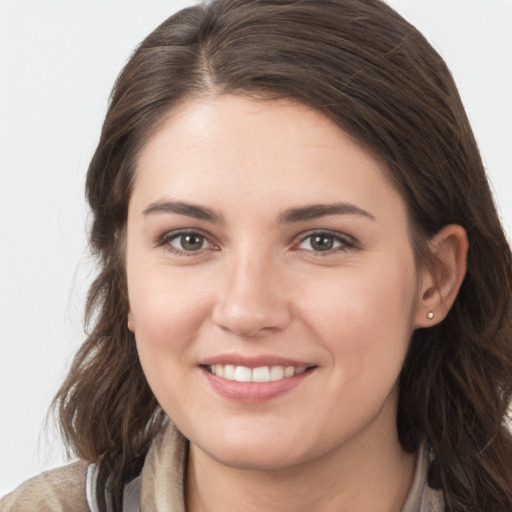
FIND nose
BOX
[212,252,292,338]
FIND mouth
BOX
[203,364,312,383]
[199,355,317,402]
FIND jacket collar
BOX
[138,423,444,512]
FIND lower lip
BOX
[202,367,314,403]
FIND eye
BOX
[296,231,355,253]
[158,230,214,255]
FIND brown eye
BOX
[310,234,335,251]
[297,231,354,253]
[179,233,205,251]
[164,231,210,253]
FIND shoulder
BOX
[0,460,89,512]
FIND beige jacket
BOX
[0,425,443,511]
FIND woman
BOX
[2,0,511,511]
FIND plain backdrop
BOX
[1,0,511,497]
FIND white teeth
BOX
[284,366,295,378]
[270,366,284,381]
[252,366,270,382]
[208,364,309,383]
[234,366,252,382]
[224,364,235,380]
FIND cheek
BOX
[126,264,217,419]
[296,254,419,376]
[127,264,214,358]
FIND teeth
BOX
[284,366,295,378]
[234,366,252,382]
[252,366,270,382]
[270,366,284,381]
[208,364,308,383]
[224,364,235,380]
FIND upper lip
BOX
[200,354,314,368]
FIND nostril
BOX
[212,299,291,338]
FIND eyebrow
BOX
[278,203,376,223]
[142,200,375,224]
[143,200,224,223]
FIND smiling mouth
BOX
[204,364,314,383]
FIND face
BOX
[126,95,425,470]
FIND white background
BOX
[1,0,511,497]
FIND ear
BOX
[127,311,135,332]
[414,224,468,328]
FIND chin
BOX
[188,424,313,471]
[209,444,306,472]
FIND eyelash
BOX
[156,229,217,257]
[156,229,357,256]
[294,230,357,255]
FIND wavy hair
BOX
[52,0,512,510]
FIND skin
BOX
[126,95,467,511]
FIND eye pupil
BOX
[311,234,334,251]
[181,234,204,251]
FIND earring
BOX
[427,311,434,320]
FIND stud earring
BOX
[427,311,434,320]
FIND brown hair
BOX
[53,0,512,510]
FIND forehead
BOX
[132,95,406,223]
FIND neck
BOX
[185,420,415,512]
